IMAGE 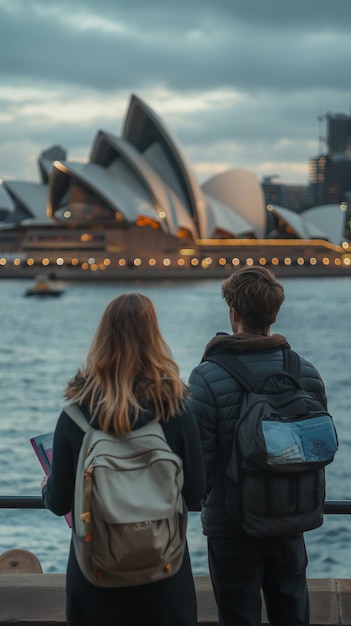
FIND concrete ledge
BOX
[0,575,351,625]
[0,574,65,625]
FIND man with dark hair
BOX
[189,265,328,626]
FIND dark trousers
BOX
[208,534,309,626]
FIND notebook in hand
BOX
[30,432,72,527]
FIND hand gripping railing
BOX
[0,496,351,514]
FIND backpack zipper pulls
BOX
[81,465,94,542]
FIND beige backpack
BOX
[64,403,187,587]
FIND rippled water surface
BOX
[1,276,351,578]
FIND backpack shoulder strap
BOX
[63,403,92,433]
[138,419,166,440]
[206,348,301,391]
[205,353,255,391]
[283,348,301,380]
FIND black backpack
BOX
[207,349,338,538]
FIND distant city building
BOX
[261,176,288,208]
[285,185,311,213]
[309,112,351,207]
[38,145,66,184]
[327,113,351,155]
[261,178,310,215]
[310,154,351,205]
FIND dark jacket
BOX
[188,332,328,537]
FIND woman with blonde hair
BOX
[42,292,205,626]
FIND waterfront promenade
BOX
[0,571,350,625]
[1,500,351,624]
[1,277,351,622]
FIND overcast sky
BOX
[1,0,351,187]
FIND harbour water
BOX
[0,276,351,578]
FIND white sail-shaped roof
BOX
[49,161,161,225]
[269,205,330,240]
[0,184,15,213]
[89,131,197,238]
[202,169,266,238]
[2,181,49,222]
[303,204,346,246]
[123,94,208,238]
[205,194,256,238]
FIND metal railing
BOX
[0,496,44,509]
[1,496,351,514]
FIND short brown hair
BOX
[221,266,285,334]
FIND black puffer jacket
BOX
[188,332,328,537]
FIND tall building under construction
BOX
[310,112,351,210]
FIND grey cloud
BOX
[18,0,351,31]
[1,1,351,95]
[0,0,350,185]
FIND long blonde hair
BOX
[64,292,187,435]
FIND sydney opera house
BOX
[0,94,351,280]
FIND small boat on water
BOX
[24,275,65,297]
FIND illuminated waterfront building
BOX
[0,95,351,279]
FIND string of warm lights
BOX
[0,255,350,269]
